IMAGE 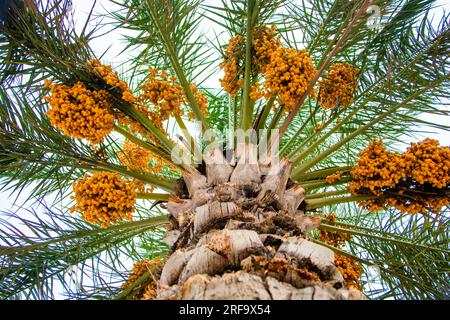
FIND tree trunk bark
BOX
[155,143,366,300]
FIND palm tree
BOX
[0,0,449,300]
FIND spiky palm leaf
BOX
[0,0,448,299]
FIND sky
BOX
[0,0,449,298]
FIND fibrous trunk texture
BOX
[156,143,365,300]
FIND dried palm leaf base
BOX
[155,144,365,300]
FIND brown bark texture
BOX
[154,145,365,300]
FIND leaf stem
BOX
[287,107,343,160]
[136,193,171,201]
[310,238,443,296]
[280,98,319,156]
[305,194,375,209]
[277,0,371,140]
[305,189,350,200]
[174,115,201,159]
[108,165,176,193]
[319,223,450,254]
[255,96,275,131]
[125,104,175,153]
[144,1,210,132]
[0,215,168,257]
[114,125,174,166]
[296,165,352,181]
[241,0,257,131]
[299,176,352,190]
[267,105,285,130]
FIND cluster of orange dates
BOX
[318,214,363,289]
[44,61,207,226]
[318,62,359,110]
[121,258,162,300]
[220,25,360,113]
[70,172,136,228]
[44,81,114,144]
[349,139,450,214]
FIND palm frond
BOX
[0,0,96,87]
[319,206,450,299]
[0,202,168,299]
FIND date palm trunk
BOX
[155,143,364,300]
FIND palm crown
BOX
[0,0,449,300]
